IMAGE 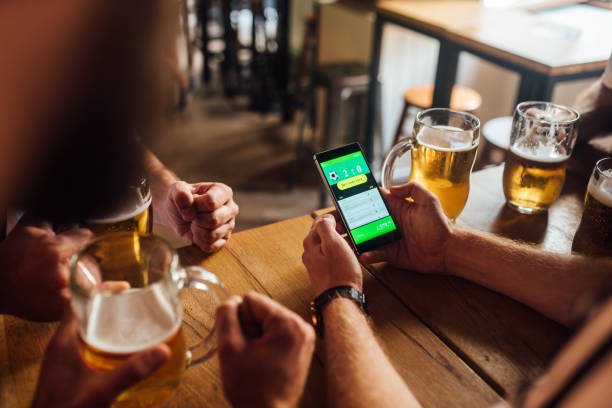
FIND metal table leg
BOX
[364,14,384,163]
[432,41,460,108]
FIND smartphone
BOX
[314,143,401,254]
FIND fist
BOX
[0,219,93,321]
[302,214,363,296]
[163,181,239,253]
[216,293,315,408]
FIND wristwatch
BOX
[310,286,368,337]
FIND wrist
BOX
[315,280,362,297]
[444,227,474,278]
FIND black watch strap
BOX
[310,286,368,337]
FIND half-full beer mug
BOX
[502,101,579,214]
[70,232,228,407]
[382,108,480,219]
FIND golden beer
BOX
[502,146,568,214]
[572,167,612,258]
[80,328,186,407]
[408,126,478,219]
[78,280,186,407]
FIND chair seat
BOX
[483,116,512,150]
[403,84,482,113]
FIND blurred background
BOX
[152,0,611,233]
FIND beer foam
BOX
[416,125,474,152]
[87,189,151,224]
[588,169,612,208]
[510,144,569,163]
[84,284,181,354]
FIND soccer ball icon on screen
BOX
[329,171,338,181]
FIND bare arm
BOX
[323,297,421,408]
[359,183,612,329]
[142,147,179,225]
[446,228,612,327]
[303,216,421,408]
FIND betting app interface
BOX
[320,151,397,245]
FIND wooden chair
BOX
[393,84,482,145]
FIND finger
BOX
[193,235,228,253]
[193,201,238,229]
[171,181,196,222]
[241,292,292,327]
[95,344,170,403]
[313,214,342,245]
[359,249,388,265]
[194,183,233,212]
[98,281,131,293]
[15,216,54,237]
[390,181,436,204]
[302,226,321,251]
[56,228,95,254]
[238,296,263,338]
[216,296,246,356]
[317,210,347,234]
[191,219,235,244]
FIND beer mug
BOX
[70,232,228,406]
[382,108,480,219]
[84,176,153,235]
[503,101,579,214]
[572,157,612,257]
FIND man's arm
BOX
[303,215,421,408]
[446,229,612,327]
[358,183,612,328]
[142,147,179,225]
[324,297,421,408]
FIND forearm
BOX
[142,148,178,224]
[446,228,612,327]
[323,298,421,408]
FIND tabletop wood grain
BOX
[0,164,588,407]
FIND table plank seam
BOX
[362,263,506,397]
[222,243,329,370]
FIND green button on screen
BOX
[350,216,396,244]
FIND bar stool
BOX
[294,62,374,206]
[393,84,482,145]
[295,61,372,157]
[475,116,512,170]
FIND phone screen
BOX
[315,143,399,253]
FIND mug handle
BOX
[381,140,414,190]
[180,266,229,368]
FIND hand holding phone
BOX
[314,143,401,254]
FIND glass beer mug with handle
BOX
[382,108,480,220]
[70,232,229,407]
[572,157,612,258]
[502,101,580,214]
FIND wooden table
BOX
[363,1,611,160]
[1,165,586,407]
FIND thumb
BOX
[359,249,388,265]
[171,181,196,222]
[94,344,170,404]
[313,215,342,244]
[389,182,436,204]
